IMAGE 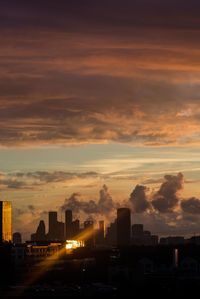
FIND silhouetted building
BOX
[49,211,57,235]
[143,231,153,245]
[65,210,73,239]
[84,219,94,247]
[13,232,22,244]
[105,220,117,246]
[31,220,46,241]
[96,221,105,246]
[132,224,143,237]
[0,201,12,243]
[71,219,80,239]
[117,208,131,247]
[160,236,185,245]
[132,224,144,245]
[11,244,26,264]
[189,236,200,245]
[144,230,151,236]
[47,211,64,240]
[37,220,46,240]
[132,224,158,246]
[26,243,62,261]
[57,221,65,240]
[151,235,159,246]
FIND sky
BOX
[1,0,200,239]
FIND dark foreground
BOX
[2,244,200,297]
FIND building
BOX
[132,224,144,245]
[105,221,117,246]
[57,221,65,240]
[95,221,105,246]
[151,235,159,246]
[71,219,80,239]
[26,243,62,261]
[47,212,64,241]
[0,201,12,243]
[31,220,46,241]
[132,224,158,246]
[65,210,73,239]
[117,208,131,247]
[83,220,94,247]
[132,224,143,237]
[13,232,22,244]
[160,236,185,245]
[48,211,57,239]
[11,244,26,264]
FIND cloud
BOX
[152,172,184,213]
[181,197,200,214]
[0,1,200,147]
[17,171,99,183]
[129,185,150,212]
[61,184,115,216]
[0,170,101,190]
[98,184,115,213]
[61,193,98,214]
[129,172,185,214]
[0,178,28,189]
[141,178,164,185]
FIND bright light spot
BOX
[66,240,84,251]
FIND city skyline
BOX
[1,1,200,239]
[6,171,200,240]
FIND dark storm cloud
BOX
[1,1,200,146]
[181,197,200,214]
[98,184,115,213]
[61,193,99,214]
[61,184,115,215]
[152,173,184,213]
[129,185,150,213]
[129,173,185,213]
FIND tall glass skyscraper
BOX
[0,201,12,242]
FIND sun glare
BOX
[66,240,84,250]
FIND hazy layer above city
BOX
[1,0,200,238]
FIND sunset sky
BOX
[1,0,200,239]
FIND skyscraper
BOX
[65,209,73,239]
[95,220,105,246]
[71,219,80,239]
[48,211,58,240]
[37,220,46,239]
[0,201,12,243]
[105,220,117,246]
[132,224,144,237]
[84,219,94,247]
[117,208,131,247]
[57,221,65,240]
[31,220,46,241]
